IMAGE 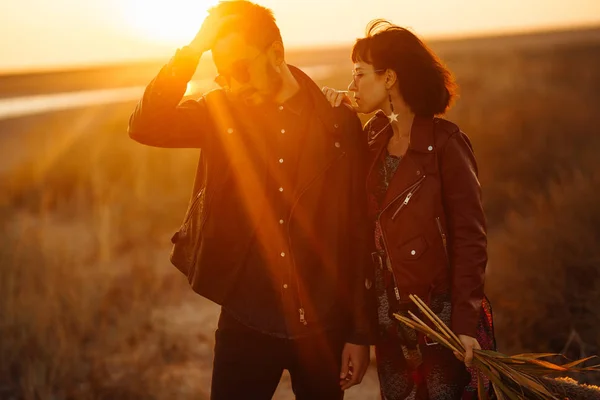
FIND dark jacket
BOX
[365,112,487,338]
[128,57,376,344]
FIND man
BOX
[128,2,375,398]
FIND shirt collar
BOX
[278,85,308,116]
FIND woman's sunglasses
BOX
[351,69,386,85]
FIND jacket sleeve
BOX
[128,46,212,149]
[440,131,487,337]
[345,112,377,345]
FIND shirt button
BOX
[280,252,286,257]
[279,219,284,224]
[278,105,284,111]
[279,187,284,192]
[281,129,286,134]
[227,128,234,134]
[283,284,288,289]
[428,145,433,151]
[279,158,284,164]
[410,250,416,256]
[334,142,341,148]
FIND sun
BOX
[124,0,219,45]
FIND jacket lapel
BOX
[381,153,424,208]
[290,65,344,197]
[366,112,391,196]
[373,116,438,210]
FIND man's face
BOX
[212,32,282,105]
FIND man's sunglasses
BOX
[214,51,264,88]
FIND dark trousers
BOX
[210,311,345,400]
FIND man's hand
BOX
[188,14,239,55]
[340,343,369,390]
[454,334,481,368]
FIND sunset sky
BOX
[1,0,599,73]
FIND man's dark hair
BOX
[352,20,456,117]
[209,1,282,49]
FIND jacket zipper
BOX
[435,216,449,262]
[182,188,205,226]
[288,151,347,325]
[377,215,401,301]
[201,190,212,231]
[390,176,426,221]
[187,187,213,270]
[377,175,427,301]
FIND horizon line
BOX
[1,22,599,76]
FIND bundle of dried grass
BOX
[394,295,600,400]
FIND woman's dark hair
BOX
[352,20,457,117]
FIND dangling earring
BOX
[387,92,398,123]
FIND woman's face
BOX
[348,61,388,114]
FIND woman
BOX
[323,21,495,399]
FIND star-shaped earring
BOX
[388,112,399,123]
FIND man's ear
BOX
[270,41,285,66]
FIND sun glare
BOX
[125,0,219,45]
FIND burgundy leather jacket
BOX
[366,112,487,337]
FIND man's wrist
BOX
[346,332,375,346]
[166,46,202,82]
[186,42,208,56]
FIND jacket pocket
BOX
[397,235,428,261]
[170,188,206,277]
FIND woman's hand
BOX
[454,334,481,368]
[321,86,353,109]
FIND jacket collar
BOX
[367,113,438,207]
[369,112,436,153]
[409,115,436,154]
[288,64,339,136]
[279,85,307,116]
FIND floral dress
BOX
[371,151,496,400]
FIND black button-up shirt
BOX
[222,87,337,338]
